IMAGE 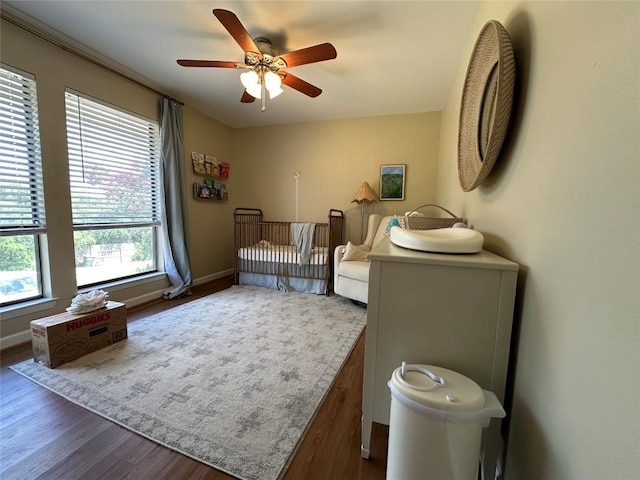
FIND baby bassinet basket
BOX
[404,204,466,230]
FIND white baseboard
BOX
[192,269,234,287]
[0,330,32,350]
[122,288,165,308]
[1,269,235,351]
[94,268,235,308]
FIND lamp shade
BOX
[264,71,281,89]
[352,181,378,204]
[246,83,262,99]
[240,70,259,89]
[267,85,283,99]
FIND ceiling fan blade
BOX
[213,9,261,56]
[277,43,337,68]
[281,72,322,98]
[177,60,238,68]
[241,91,256,103]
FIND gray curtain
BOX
[159,98,192,299]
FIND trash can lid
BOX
[390,363,485,413]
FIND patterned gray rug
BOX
[10,285,366,480]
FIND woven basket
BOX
[404,204,466,230]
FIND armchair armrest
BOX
[334,244,347,291]
[334,244,347,273]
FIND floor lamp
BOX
[351,181,378,243]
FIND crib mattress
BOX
[237,245,329,265]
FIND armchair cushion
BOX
[338,260,371,282]
[334,214,396,304]
[342,241,371,262]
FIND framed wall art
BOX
[380,164,405,200]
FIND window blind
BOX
[65,91,160,229]
[0,66,46,235]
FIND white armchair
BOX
[334,214,393,304]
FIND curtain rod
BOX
[1,13,184,106]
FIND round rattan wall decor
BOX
[458,20,516,192]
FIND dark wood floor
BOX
[0,277,388,480]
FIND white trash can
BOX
[386,362,505,480]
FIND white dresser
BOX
[361,238,518,479]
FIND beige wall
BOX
[0,19,233,340]
[436,2,639,478]
[183,107,235,280]
[232,113,440,243]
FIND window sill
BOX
[1,273,167,321]
[1,297,59,321]
[78,271,167,294]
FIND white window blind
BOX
[0,66,46,235]
[65,91,160,230]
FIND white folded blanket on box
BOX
[66,289,109,314]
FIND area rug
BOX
[10,285,367,480]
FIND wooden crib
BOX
[233,208,344,294]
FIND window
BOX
[0,66,45,306]
[65,91,161,287]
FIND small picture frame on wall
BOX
[380,164,406,200]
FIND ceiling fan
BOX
[177,9,337,112]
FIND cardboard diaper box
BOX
[30,301,127,368]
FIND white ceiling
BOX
[3,1,481,129]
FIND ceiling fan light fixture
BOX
[242,69,283,100]
[246,83,263,99]
[265,72,283,98]
[264,71,281,89]
[240,70,259,90]
[268,85,283,99]
[178,9,337,109]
